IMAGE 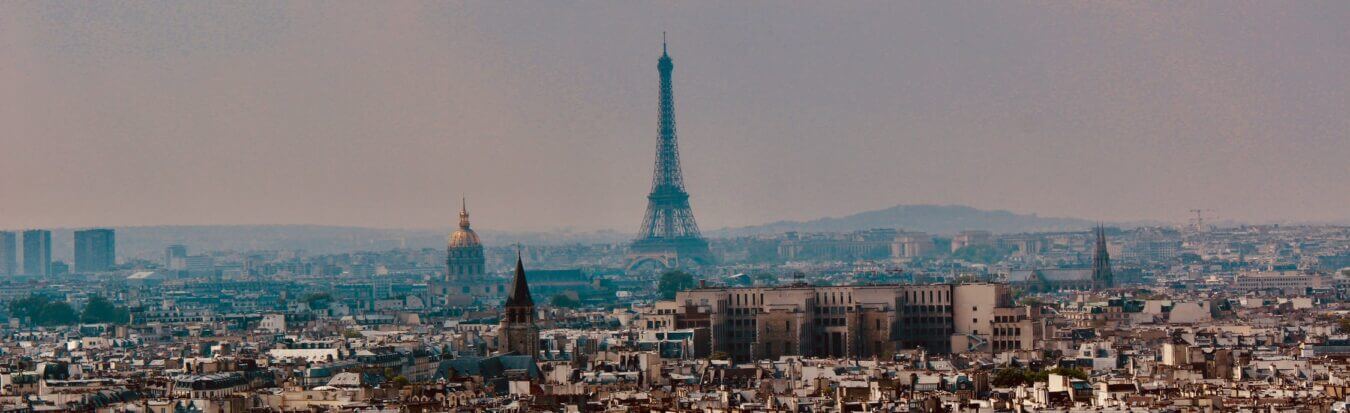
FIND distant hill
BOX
[711,204,1096,237]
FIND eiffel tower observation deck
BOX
[627,36,714,271]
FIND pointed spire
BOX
[662,31,668,56]
[1092,222,1113,290]
[506,247,534,307]
[458,197,470,229]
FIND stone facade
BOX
[673,283,1029,362]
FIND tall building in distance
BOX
[0,232,16,276]
[499,253,539,358]
[22,230,51,277]
[74,228,116,273]
[165,244,188,270]
[627,37,713,271]
[1092,224,1114,290]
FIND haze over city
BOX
[3,2,1348,232]
[8,3,1350,412]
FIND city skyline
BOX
[2,4,1349,410]
[3,2,1349,232]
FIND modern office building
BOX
[74,228,116,273]
[22,230,51,276]
[0,232,16,276]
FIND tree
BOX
[931,238,952,255]
[991,368,1030,387]
[81,295,130,324]
[952,244,1013,264]
[9,295,78,327]
[301,292,332,310]
[550,294,581,308]
[1019,296,1045,307]
[657,271,698,299]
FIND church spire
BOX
[1092,223,1113,290]
[506,249,534,307]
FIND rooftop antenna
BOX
[662,31,667,55]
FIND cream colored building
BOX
[670,282,1028,362]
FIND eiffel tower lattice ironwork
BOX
[627,36,713,271]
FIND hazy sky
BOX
[2,2,1348,232]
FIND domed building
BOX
[432,200,505,306]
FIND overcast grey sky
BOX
[2,2,1347,232]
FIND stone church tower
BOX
[499,254,539,358]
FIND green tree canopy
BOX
[301,292,332,310]
[80,295,131,324]
[989,367,1089,387]
[952,244,1013,264]
[9,295,79,326]
[658,270,698,299]
[550,294,581,308]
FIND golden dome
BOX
[448,198,482,248]
[448,228,481,248]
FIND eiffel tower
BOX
[627,36,713,271]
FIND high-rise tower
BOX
[0,232,15,276]
[1091,225,1114,290]
[22,230,51,277]
[627,36,713,271]
[74,228,116,273]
